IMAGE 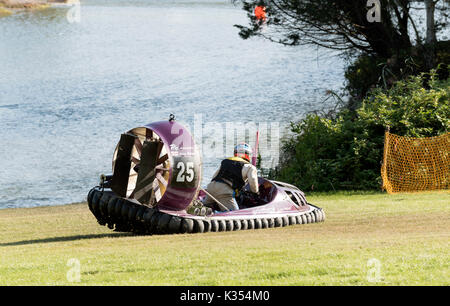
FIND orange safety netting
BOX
[381,131,450,194]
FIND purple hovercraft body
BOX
[87,117,325,234]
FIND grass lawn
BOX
[0,191,448,285]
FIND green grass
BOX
[0,191,449,285]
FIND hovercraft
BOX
[87,117,325,234]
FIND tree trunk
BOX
[424,0,437,70]
[425,0,437,45]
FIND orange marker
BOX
[254,6,266,21]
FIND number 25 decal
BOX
[176,162,194,183]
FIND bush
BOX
[272,70,449,191]
[344,42,450,110]
[344,55,384,106]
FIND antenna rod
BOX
[252,130,259,167]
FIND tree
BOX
[235,0,449,95]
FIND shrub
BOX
[272,69,449,191]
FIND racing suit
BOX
[203,157,259,211]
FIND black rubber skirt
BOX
[87,187,325,235]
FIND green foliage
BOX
[343,48,450,109]
[272,70,449,191]
[436,41,450,79]
[345,55,384,102]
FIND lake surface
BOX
[0,0,345,208]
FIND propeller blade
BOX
[155,165,170,171]
[156,172,168,188]
[146,129,153,140]
[133,140,159,204]
[157,154,168,165]
[134,138,143,156]
[156,141,164,158]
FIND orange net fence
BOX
[381,131,450,194]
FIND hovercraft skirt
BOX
[87,188,325,235]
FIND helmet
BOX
[234,143,252,162]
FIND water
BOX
[0,0,345,208]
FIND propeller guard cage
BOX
[110,120,201,211]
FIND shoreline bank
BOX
[2,189,449,211]
[0,0,76,15]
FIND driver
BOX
[203,143,259,211]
